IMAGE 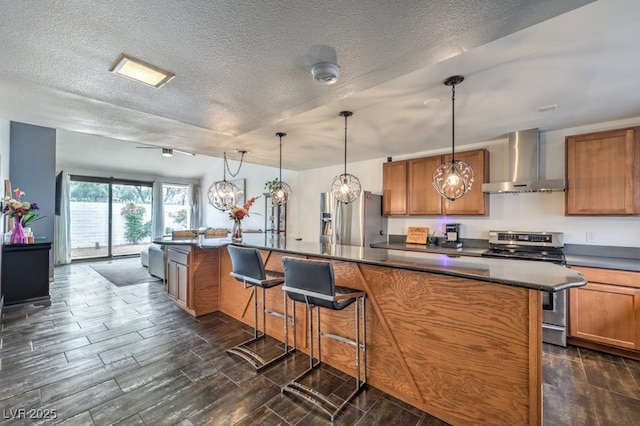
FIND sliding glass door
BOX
[70,176,153,260]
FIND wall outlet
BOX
[585,231,596,243]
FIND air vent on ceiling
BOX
[538,104,558,113]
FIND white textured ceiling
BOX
[1,0,638,176]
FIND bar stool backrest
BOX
[227,245,267,283]
[282,257,338,309]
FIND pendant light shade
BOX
[331,111,362,204]
[270,132,292,206]
[208,151,247,211]
[432,75,474,201]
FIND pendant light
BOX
[270,132,292,206]
[432,75,474,201]
[207,150,247,211]
[330,111,361,204]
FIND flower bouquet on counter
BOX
[228,196,259,242]
[2,188,44,244]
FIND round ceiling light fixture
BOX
[208,151,247,212]
[270,132,292,206]
[330,111,361,204]
[311,62,340,85]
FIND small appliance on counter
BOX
[440,223,462,248]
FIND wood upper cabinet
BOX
[569,266,640,350]
[408,156,442,215]
[442,149,490,216]
[566,127,640,215]
[383,160,408,215]
[383,149,489,216]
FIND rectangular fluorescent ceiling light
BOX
[109,53,175,88]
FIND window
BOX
[69,176,152,259]
[163,183,190,234]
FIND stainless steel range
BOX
[481,230,567,347]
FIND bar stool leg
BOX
[281,297,367,422]
[226,282,294,371]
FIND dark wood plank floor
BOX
[0,260,639,425]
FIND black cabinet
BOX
[1,242,52,307]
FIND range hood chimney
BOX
[481,128,565,193]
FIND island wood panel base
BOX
[218,249,542,426]
[191,247,220,316]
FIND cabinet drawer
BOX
[168,248,190,265]
[571,266,640,289]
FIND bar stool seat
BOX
[281,256,366,422]
[226,245,295,371]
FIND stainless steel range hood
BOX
[481,128,565,193]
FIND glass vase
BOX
[10,216,27,244]
[231,219,243,242]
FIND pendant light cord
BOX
[339,111,353,175]
[451,83,456,163]
[343,114,348,176]
[276,132,286,182]
[224,151,246,178]
[280,136,283,181]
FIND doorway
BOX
[69,176,153,260]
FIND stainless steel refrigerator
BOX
[320,191,387,247]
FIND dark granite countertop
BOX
[370,241,487,257]
[564,244,640,272]
[154,234,585,293]
[374,237,640,273]
[565,255,640,272]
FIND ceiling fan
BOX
[135,146,195,157]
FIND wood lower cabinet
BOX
[569,266,640,353]
[166,245,219,316]
[383,148,489,216]
[566,127,640,215]
[167,246,189,310]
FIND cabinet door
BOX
[566,127,640,215]
[569,283,640,350]
[442,149,490,216]
[382,161,408,215]
[408,156,442,215]
[176,262,189,308]
[167,260,179,300]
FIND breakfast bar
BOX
[156,234,586,426]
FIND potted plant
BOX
[264,178,280,194]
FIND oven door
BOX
[542,291,554,311]
[542,289,567,346]
[542,290,566,327]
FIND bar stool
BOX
[281,256,366,422]
[226,245,295,371]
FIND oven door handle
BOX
[543,323,565,331]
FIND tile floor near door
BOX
[0,260,639,425]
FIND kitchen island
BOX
[155,234,586,425]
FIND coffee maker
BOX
[441,223,462,248]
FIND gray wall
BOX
[10,122,55,275]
